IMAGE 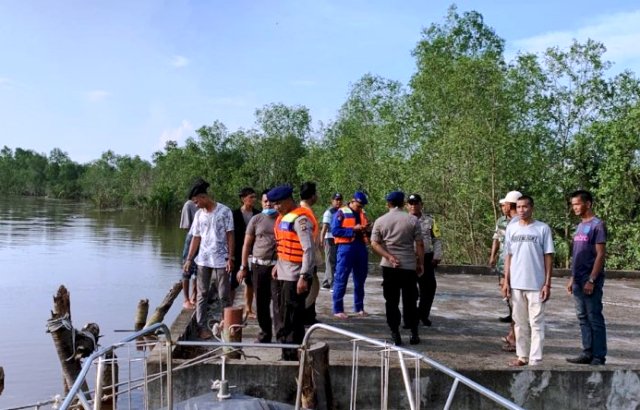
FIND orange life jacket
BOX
[275,206,316,263]
[333,206,369,245]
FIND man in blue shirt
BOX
[565,190,608,366]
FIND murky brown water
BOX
[0,196,185,408]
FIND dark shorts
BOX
[230,267,253,290]
[181,233,198,280]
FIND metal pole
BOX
[165,339,173,410]
[93,356,104,410]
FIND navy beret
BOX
[353,191,368,205]
[386,191,405,203]
[267,185,293,202]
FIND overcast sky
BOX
[1,1,639,163]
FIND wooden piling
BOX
[223,306,243,359]
[47,285,97,396]
[301,342,333,410]
[144,282,182,328]
[0,366,4,396]
[134,299,149,331]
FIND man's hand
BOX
[388,254,400,268]
[583,281,595,295]
[297,276,309,294]
[540,285,551,302]
[416,264,424,277]
[236,266,247,284]
[353,224,363,232]
[501,281,511,299]
[489,255,496,268]
[271,266,278,280]
[226,259,234,273]
[182,260,192,273]
[566,277,574,295]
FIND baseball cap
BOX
[353,191,368,205]
[407,193,422,204]
[332,192,343,200]
[266,185,294,202]
[385,191,405,203]
[499,191,522,204]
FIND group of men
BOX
[490,190,608,367]
[178,177,608,365]
[177,179,443,358]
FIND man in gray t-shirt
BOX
[502,195,554,367]
[371,191,424,346]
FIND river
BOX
[0,196,186,408]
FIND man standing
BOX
[489,190,522,352]
[183,179,235,340]
[269,185,315,360]
[331,191,369,319]
[501,195,554,366]
[237,189,280,343]
[179,196,199,309]
[320,193,343,290]
[565,190,608,365]
[371,192,424,346]
[407,194,442,327]
[299,182,321,325]
[232,187,260,317]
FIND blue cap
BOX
[353,191,368,205]
[385,191,405,203]
[267,185,293,202]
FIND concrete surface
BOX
[156,268,640,409]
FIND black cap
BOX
[332,192,343,200]
[407,193,422,204]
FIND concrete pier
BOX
[154,267,640,409]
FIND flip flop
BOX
[501,343,516,352]
[333,312,348,319]
[509,358,528,367]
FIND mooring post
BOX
[0,365,4,396]
[301,342,332,410]
[222,306,243,359]
[134,299,149,331]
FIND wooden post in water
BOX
[46,285,98,396]
[0,366,4,396]
[134,299,149,331]
[99,351,119,409]
[144,282,182,328]
[301,342,333,410]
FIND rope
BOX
[46,315,97,361]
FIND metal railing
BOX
[295,323,524,410]
[56,322,522,410]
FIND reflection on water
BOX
[0,196,185,407]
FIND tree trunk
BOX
[145,282,182,327]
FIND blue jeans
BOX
[573,280,607,360]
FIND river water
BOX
[0,196,185,408]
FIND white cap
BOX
[499,191,522,204]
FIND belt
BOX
[250,257,277,266]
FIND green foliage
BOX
[3,6,640,269]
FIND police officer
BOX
[407,193,443,327]
[331,191,369,319]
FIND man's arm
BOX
[237,233,255,283]
[431,221,443,263]
[415,239,425,276]
[501,253,511,299]
[489,239,500,267]
[331,210,354,238]
[540,253,553,302]
[295,216,315,294]
[183,235,201,273]
[226,230,235,272]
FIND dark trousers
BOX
[252,264,277,342]
[573,281,607,360]
[418,252,436,321]
[382,267,418,332]
[277,278,310,360]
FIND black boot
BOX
[391,330,402,346]
[409,329,420,345]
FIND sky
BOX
[1,1,640,164]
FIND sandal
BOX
[333,312,348,319]
[509,358,528,367]
[501,343,516,352]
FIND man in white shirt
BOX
[183,179,235,340]
[501,195,554,366]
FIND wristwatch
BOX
[587,277,595,284]
[239,265,246,271]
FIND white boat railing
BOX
[54,322,523,410]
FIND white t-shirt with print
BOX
[190,203,234,268]
[505,220,554,291]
